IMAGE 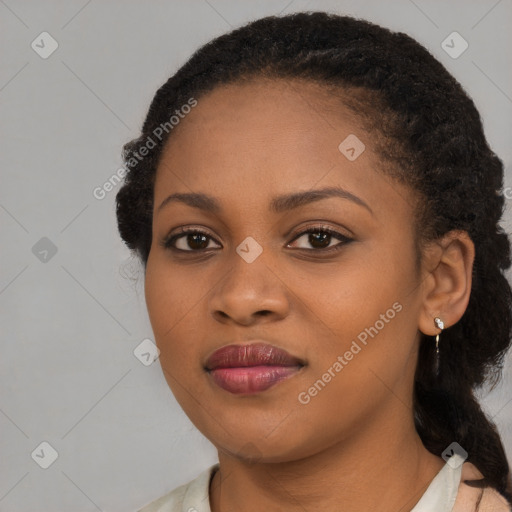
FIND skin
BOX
[144,78,475,512]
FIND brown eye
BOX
[160,225,353,254]
[287,226,353,251]
[161,229,221,252]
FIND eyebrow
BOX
[157,186,373,216]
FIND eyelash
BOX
[160,225,353,255]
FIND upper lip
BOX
[205,342,305,370]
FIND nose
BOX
[208,249,290,326]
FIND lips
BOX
[205,343,304,370]
[205,342,305,394]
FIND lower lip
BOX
[208,365,302,394]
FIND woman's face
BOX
[145,79,427,462]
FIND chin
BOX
[211,427,309,463]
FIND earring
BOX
[433,317,444,376]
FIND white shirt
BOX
[136,453,501,512]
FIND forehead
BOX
[156,80,374,184]
[152,78,413,224]
[162,78,366,148]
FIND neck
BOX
[209,399,445,512]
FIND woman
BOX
[116,11,512,511]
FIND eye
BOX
[160,224,353,253]
[161,227,221,252]
[286,225,353,252]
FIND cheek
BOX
[144,257,205,369]
[288,255,395,338]
[290,247,417,381]
[144,261,210,418]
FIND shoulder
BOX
[136,480,188,512]
[453,461,511,512]
[137,464,219,512]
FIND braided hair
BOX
[116,11,512,502]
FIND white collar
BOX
[410,453,464,511]
[179,454,463,512]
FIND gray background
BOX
[1,0,511,510]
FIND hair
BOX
[116,10,512,503]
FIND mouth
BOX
[204,342,305,395]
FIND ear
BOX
[418,230,475,336]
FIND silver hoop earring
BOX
[434,317,444,376]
